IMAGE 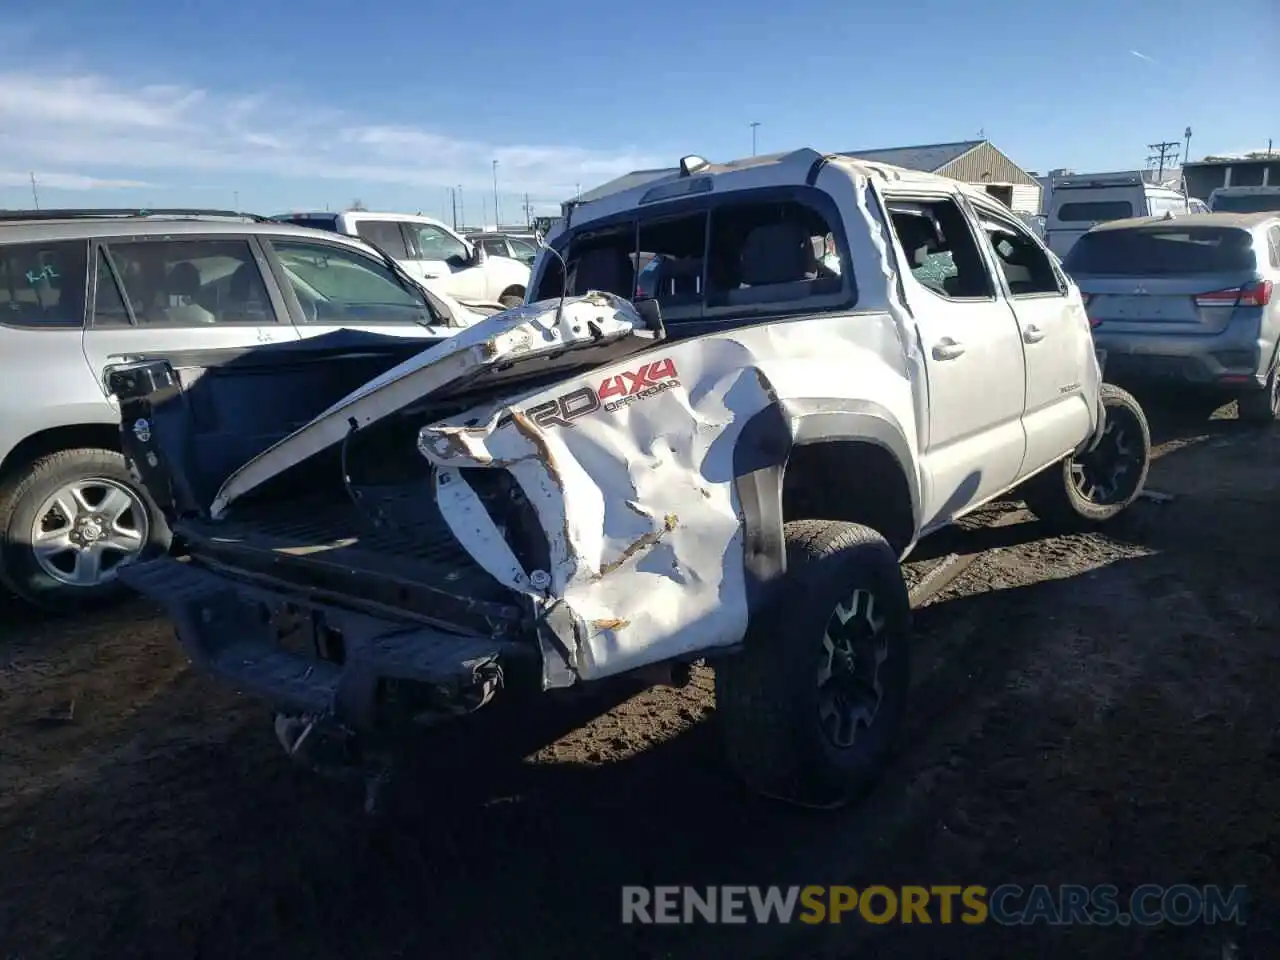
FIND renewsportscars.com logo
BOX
[621,884,1249,927]
[527,358,680,429]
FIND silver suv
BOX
[0,208,472,611]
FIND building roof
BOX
[838,139,984,172]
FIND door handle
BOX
[1023,325,1046,344]
[931,338,966,361]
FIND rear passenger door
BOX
[881,192,1027,528]
[81,235,301,400]
[971,199,1096,476]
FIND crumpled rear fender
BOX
[419,322,919,689]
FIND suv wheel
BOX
[0,448,168,611]
[498,286,525,309]
[1237,366,1279,424]
[1021,382,1151,529]
[715,520,911,809]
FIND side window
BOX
[406,224,469,263]
[353,220,410,259]
[91,251,132,327]
[508,237,538,261]
[0,240,88,328]
[271,240,431,325]
[1268,227,1280,269]
[705,199,843,309]
[477,237,508,257]
[885,197,995,300]
[978,213,1063,296]
[103,239,272,327]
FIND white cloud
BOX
[1129,49,1157,64]
[0,68,661,202]
[0,170,150,190]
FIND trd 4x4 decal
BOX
[527,358,681,429]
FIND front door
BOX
[262,236,454,343]
[971,199,1097,477]
[402,222,487,300]
[881,192,1028,530]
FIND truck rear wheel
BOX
[715,520,911,809]
[0,447,168,611]
[1021,382,1151,529]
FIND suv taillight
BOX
[1195,280,1273,308]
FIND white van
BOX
[1208,186,1280,214]
[1044,173,1205,258]
[274,210,531,307]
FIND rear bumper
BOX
[1092,328,1269,389]
[120,557,536,732]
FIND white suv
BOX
[274,211,531,307]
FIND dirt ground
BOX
[1,391,1277,960]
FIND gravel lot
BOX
[1,393,1276,959]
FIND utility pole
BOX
[1146,139,1181,181]
[457,185,465,227]
[450,187,458,229]
[750,121,760,156]
[523,192,531,226]
[1183,126,1193,169]
[29,172,39,210]
[492,160,500,229]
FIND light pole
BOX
[492,160,500,229]
[458,185,465,226]
[750,121,760,157]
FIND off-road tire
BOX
[1021,382,1151,529]
[1237,366,1279,424]
[715,520,911,809]
[0,447,169,612]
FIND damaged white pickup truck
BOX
[109,148,1151,810]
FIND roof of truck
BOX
[563,148,996,229]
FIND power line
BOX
[1146,140,1181,180]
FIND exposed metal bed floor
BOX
[176,481,512,607]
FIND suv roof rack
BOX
[0,208,276,224]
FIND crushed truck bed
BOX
[176,483,522,630]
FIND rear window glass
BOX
[1064,227,1258,275]
[0,240,88,327]
[279,215,341,233]
[1210,193,1280,214]
[1055,201,1134,223]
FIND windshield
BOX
[1211,193,1280,214]
[1064,226,1258,275]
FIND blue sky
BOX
[0,0,1274,222]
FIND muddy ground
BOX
[1,392,1277,959]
